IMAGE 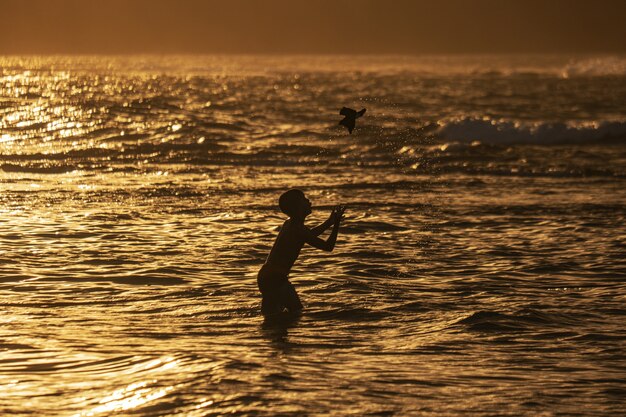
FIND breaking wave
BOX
[437,118,626,145]
[561,56,626,78]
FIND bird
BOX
[338,107,366,134]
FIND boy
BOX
[257,189,345,316]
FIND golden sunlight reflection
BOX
[72,357,181,417]
[1,54,625,416]
[74,382,174,416]
[1,133,14,143]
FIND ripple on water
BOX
[1,55,625,416]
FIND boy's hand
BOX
[331,205,346,223]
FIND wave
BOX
[453,309,578,333]
[307,306,393,322]
[5,55,626,78]
[561,56,626,78]
[437,118,626,145]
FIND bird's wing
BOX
[340,107,357,117]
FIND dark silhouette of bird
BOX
[338,107,366,134]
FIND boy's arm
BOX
[298,206,345,252]
[310,206,342,237]
[310,217,334,237]
[298,222,340,252]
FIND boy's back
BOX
[265,219,305,275]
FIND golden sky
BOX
[1,0,625,54]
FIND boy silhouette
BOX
[257,189,346,316]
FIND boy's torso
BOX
[264,219,305,274]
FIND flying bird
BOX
[338,107,366,134]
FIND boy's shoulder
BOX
[282,218,308,234]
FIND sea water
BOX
[1,55,625,416]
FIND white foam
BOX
[561,57,626,78]
[436,118,626,144]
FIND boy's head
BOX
[279,189,312,219]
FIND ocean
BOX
[1,55,625,416]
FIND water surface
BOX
[1,55,625,416]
